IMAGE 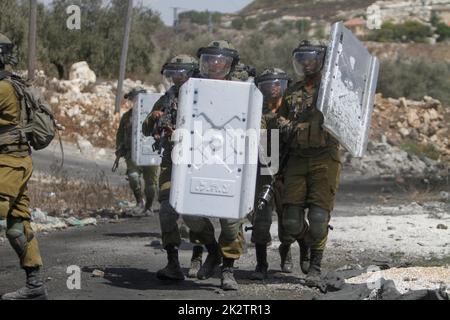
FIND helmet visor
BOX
[258,79,288,101]
[293,51,324,76]
[199,54,233,79]
[163,68,191,87]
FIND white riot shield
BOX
[170,78,263,220]
[131,92,163,166]
[317,21,380,157]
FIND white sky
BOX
[38,0,253,25]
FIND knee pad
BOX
[6,218,32,258]
[282,206,307,238]
[128,172,141,186]
[308,205,330,241]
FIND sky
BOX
[38,0,253,25]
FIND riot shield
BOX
[317,21,380,157]
[170,78,263,219]
[131,92,163,166]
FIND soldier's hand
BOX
[151,111,164,119]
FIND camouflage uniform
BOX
[142,54,203,281]
[116,108,159,209]
[277,80,341,273]
[0,32,47,299]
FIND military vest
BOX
[282,81,338,154]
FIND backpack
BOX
[0,71,56,151]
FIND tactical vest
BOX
[283,83,338,152]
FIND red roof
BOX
[344,18,366,27]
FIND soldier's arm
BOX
[116,115,126,151]
[142,96,165,136]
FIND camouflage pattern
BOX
[0,78,43,268]
[276,80,342,250]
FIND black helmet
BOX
[197,40,240,79]
[255,68,290,101]
[292,39,327,76]
[124,86,147,101]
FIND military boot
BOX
[156,246,185,281]
[299,241,310,275]
[197,242,222,280]
[279,243,293,273]
[305,249,324,284]
[188,246,203,278]
[221,258,238,291]
[250,244,268,280]
[1,267,48,300]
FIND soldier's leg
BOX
[304,152,341,279]
[250,204,272,280]
[277,213,296,274]
[281,158,309,274]
[156,200,184,281]
[183,216,220,280]
[142,165,160,211]
[125,159,144,205]
[219,218,244,291]
[0,160,47,300]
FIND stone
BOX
[69,61,97,84]
[407,109,421,128]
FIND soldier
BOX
[142,55,204,281]
[115,87,159,213]
[0,33,47,300]
[250,68,293,280]
[276,39,342,282]
[177,40,245,291]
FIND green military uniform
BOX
[142,86,185,247]
[252,108,291,245]
[277,80,341,251]
[0,79,43,269]
[116,108,159,209]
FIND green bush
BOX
[296,19,311,34]
[231,17,244,30]
[178,10,222,26]
[400,138,441,160]
[244,18,258,30]
[370,21,433,43]
[378,59,450,106]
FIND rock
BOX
[69,61,96,84]
[92,270,105,278]
[437,224,448,230]
[407,109,421,128]
[399,127,410,138]
[76,135,94,155]
[440,191,449,202]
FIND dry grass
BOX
[28,169,134,218]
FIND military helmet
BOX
[197,40,240,79]
[124,86,147,101]
[255,68,290,101]
[161,54,198,87]
[292,39,328,76]
[0,33,18,67]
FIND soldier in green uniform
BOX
[116,87,159,213]
[250,68,293,280]
[176,40,246,291]
[276,40,342,282]
[0,33,47,300]
[142,55,204,281]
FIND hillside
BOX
[240,0,376,20]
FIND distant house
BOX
[344,18,367,37]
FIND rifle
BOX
[112,145,126,172]
[152,96,178,154]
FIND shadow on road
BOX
[81,266,219,292]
